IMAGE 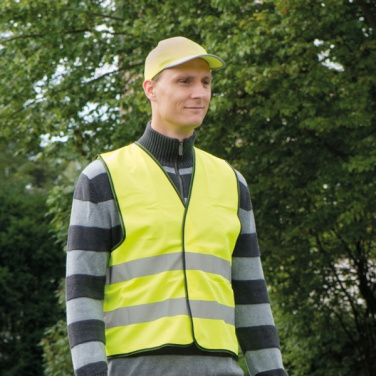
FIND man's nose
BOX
[191,83,209,99]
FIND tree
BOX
[0,143,66,375]
[231,2,376,375]
[39,281,73,376]
[1,1,375,375]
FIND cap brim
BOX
[165,54,225,70]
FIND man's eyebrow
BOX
[199,74,213,82]
[174,73,213,80]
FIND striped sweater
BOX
[66,123,287,376]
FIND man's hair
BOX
[151,71,163,83]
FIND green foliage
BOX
[46,164,82,248]
[40,281,73,376]
[0,140,67,375]
[0,171,66,375]
[237,349,250,376]
[40,319,73,376]
[1,1,375,375]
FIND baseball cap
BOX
[144,36,225,80]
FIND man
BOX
[66,36,287,376]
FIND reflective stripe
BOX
[190,300,234,325]
[106,252,231,285]
[106,253,182,285]
[187,253,231,281]
[104,298,234,328]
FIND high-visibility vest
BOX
[100,143,241,357]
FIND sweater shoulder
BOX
[82,159,107,180]
[234,170,252,212]
[74,159,113,203]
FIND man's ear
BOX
[143,80,156,101]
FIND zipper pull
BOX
[179,142,183,157]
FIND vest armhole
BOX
[98,153,126,251]
[225,162,242,250]
[225,161,241,215]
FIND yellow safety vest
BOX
[100,143,241,357]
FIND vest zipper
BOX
[175,141,184,199]
[181,181,196,347]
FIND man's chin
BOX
[185,118,204,128]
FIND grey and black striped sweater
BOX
[66,123,287,376]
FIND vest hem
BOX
[107,343,238,360]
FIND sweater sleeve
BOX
[232,171,288,376]
[66,159,122,376]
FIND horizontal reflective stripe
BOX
[190,300,234,325]
[104,298,234,328]
[106,252,230,285]
[187,253,231,280]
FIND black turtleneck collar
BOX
[136,122,196,168]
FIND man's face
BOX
[145,58,212,139]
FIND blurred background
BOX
[0,1,375,375]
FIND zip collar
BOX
[137,122,196,168]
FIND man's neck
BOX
[137,122,196,168]
[150,120,196,142]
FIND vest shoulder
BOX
[194,147,235,171]
[101,143,134,157]
[194,147,227,163]
[194,149,248,189]
[100,144,142,166]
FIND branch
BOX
[64,8,126,22]
[329,305,358,348]
[1,98,40,120]
[0,29,91,44]
[329,227,376,318]
[354,240,376,317]
[0,34,45,44]
[65,28,92,35]
[355,0,376,31]
[2,62,143,120]
[315,235,363,342]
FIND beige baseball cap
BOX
[144,36,225,80]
